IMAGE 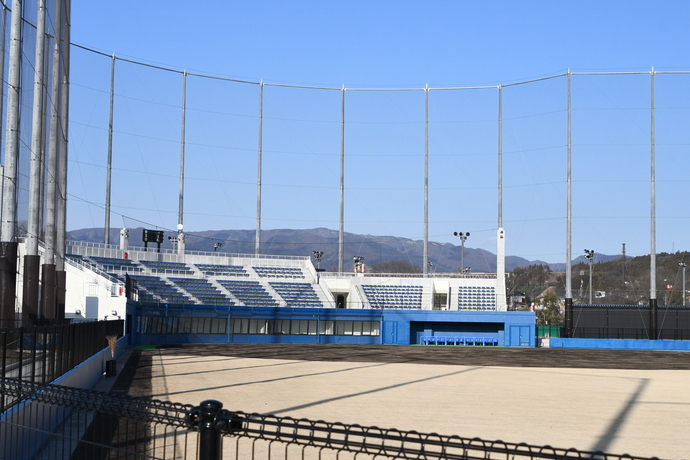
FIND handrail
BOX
[66,240,309,261]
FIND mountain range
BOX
[66,227,619,273]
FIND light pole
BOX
[680,262,686,306]
[353,256,364,274]
[584,249,594,304]
[454,232,470,273]
[213,242,222,253]
[312,251,323,271]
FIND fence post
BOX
[197,399,223,460]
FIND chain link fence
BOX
[1,377,662,460]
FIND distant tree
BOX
[370,260,422,274]
[510,264,553,300]
[536,291,563,326]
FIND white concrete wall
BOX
[65,260,127,321]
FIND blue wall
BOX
[548,337,690,351]
[128,302,536,347]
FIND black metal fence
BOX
[0,320,124,401]
[572,305,690,340]
[0,377,661,460]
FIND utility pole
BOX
[622,243,626,299]
[584,249,594,304]
[680,262,686,306]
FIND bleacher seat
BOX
[253,266,305,279]
[195,264,249,277]
[169,277,233,305]
[361,285,423,309]
[121,274,194,305]
[269,282,323,307]
[89,256,143,273]
[457,285,497,311]
[139,260,194,275]
[217,280,278,307]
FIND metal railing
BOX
[0,377,661,460]
[0,320,124,405]
[67,240,310,262]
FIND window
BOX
[320,320,334,335]
[233,318,249,334]
[225,318,380,337]
[337,321,353,336]
[308,320,318,335]
[144,316,227,335]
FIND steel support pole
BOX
[0,5,5,242]
[564,70,573,338]
[495,85,507,311]
[56,0,70,319]
[45,1,62,265]
[0,5,6,187]
[423,85,429,275]
[255,81,263,256]
[338,86,345,273]
[27,0,47,257]
[497,85,502,229]
[28,2,45,250]
[2,0,22,243]
[42,0,63,318]
[649,68,657,339]
[24,0,48,322]
[681,264,686,306]
[178,70,187,248]
[589,258,593,304]
[104,53,115,245]
[0,0,23,326]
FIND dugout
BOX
[126,302,535,347]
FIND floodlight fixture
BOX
[454,231,470,272]
[312,251,324,270]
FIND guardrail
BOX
[0,377,660,460]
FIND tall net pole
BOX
[338,86,345,273]
[649,68,657,339]
[255,81,263,256]
[565,70,573,337]
[178,70,187,251]
[104,53,115,245]
[24,0,48,321]
[43,0,64,318]
[423,85,429,275]
[56,0,71,320]
[497,85,502,230]
[0,0,24,327]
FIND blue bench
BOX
[421,336,498,346]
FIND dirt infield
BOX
[146,343,690,370]
[106,343,690,459]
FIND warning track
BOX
[144,343,690,370]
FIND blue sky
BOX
[67,1,690,262]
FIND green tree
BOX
[536,291,563,326]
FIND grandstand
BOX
[60,237,531,347]
[65,238,505,311]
